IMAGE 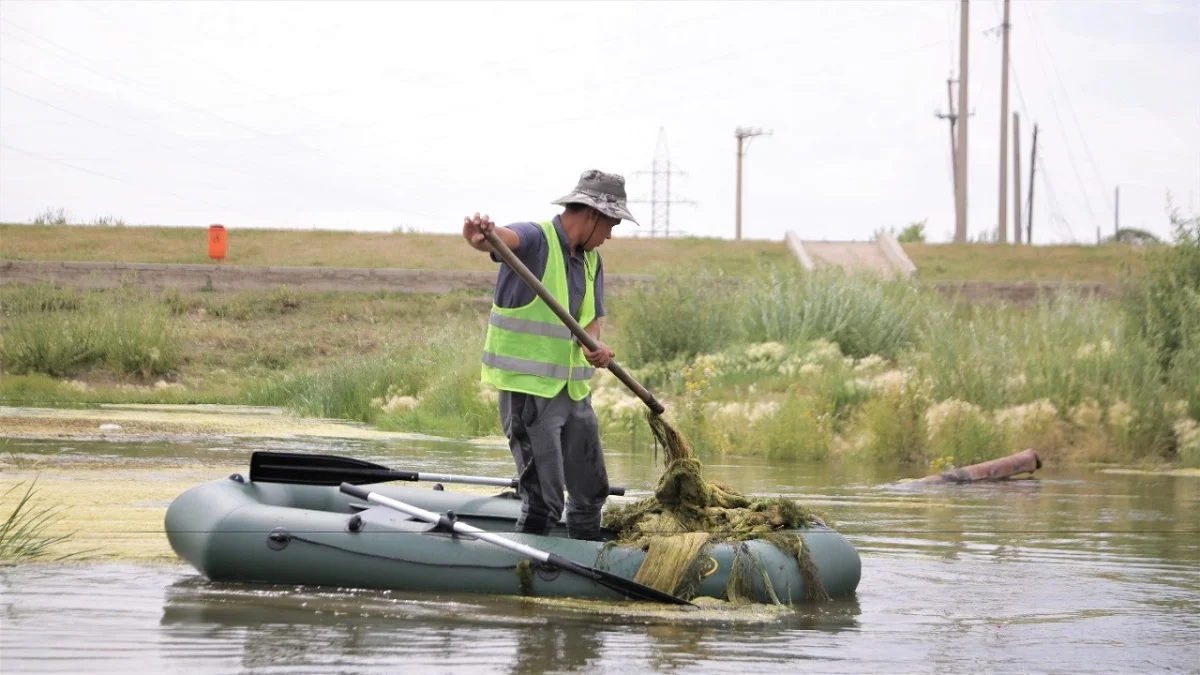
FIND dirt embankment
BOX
[2,260,1118,304]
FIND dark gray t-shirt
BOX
[489,215,606,320]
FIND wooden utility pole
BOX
[1027,124,1039,244]
[936,79,960,210]
[734,126,768,240]
[1114,186,1120,239]
[954,0,970,242]
[1013,112,1023,244]
[997,0,1011,243]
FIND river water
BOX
[1,430,1197,674]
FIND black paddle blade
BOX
[547,553,694,606]
[249,451,416,486]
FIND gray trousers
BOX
[498,388,610,540]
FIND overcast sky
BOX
[1,0,1197,244]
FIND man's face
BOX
[584,213,619,251]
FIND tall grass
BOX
[248,318,501,437]
[916,294,1166,412]
[617,267,927,365]
[0,285,182,379]
[603,261,1196,466]
[377,364,500,438]
[5,237,1198,467]
[249,351,429,423]
[741,268,927,358]
[0,479,81,562]
[0,313,105,377]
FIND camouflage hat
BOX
[551,170,639,225]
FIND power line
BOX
[1038,154,1076,242]
[263,2,946,135]
[0,83,257,180]
[1026,4,1112,215]
[1018,5,1104,234]
[1,11,950,164]
[0,142,259,219]
[150,4,736,109]
[0,53,448,222]
[0,20,317,151]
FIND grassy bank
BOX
[0,224,791,278]
[2,222,1146,282]
[3,275,1197,470]
[903,243,1145,282]
[3,213,1195,469]
[0,283,492,420]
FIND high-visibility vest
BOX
[481,220,598,400]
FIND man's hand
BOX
[462,212,496,250]
[583,340,615,369]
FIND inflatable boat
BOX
[165,461,862,605]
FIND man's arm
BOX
[585,318,603,341]
[463,212,519,253]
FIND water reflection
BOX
[507,616,604,674]
[156,574,863,673]
[2,432,1198,673]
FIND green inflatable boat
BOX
[166,464,862,605]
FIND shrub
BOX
[90,215,126,227]
[30,207,71,226]
[1123,203,1200,372]
[849,380,930,464]
[925,399,1008,467]
[755,394,834,461]
[615,271,743,364]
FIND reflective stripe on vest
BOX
[481,351,595,381]
[488,313,574,340]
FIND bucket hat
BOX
[551,170,639,224]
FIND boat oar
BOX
[482,228,665,416]
[338,483,693,606]
[249,451,627,495]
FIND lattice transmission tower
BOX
[630,127,695,237]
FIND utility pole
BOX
[1013,112,1023,245]
[631,127,695,237]
[735,126,769,240]
[997,0,1011,243]
[935,78,960,209]
[1027,123,1039,244]
[954,0,970,243]
[1114,186,1120,240]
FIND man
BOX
[462,170,637,541]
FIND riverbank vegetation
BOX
[2,211,1197,469]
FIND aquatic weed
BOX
[0,478,83,562]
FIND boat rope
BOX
[286,534,521,571]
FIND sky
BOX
[1,0,1197,244]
